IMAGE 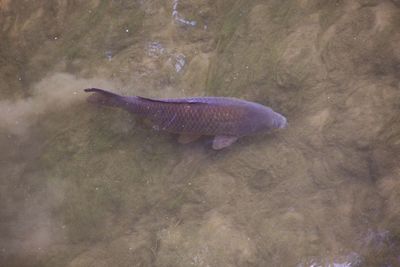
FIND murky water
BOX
[1,0,400,266]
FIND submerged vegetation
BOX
[1,0,400,266]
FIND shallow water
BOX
[1,1,400,266]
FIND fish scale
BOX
[84,88,287,149]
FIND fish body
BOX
[84,88,287,149]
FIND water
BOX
[1,1,400,266]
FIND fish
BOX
[84,88,287,150]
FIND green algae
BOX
[2,0,400,266]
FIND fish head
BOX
[272,112,288,129]
[249,106,287,133]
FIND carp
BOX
[84,88,287,149]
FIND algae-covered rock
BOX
[2,0,400,266]
[156,212,256,266]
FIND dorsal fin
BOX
[136,96,208,105]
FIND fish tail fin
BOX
[84,88,125,107]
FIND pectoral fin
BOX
[212,135,239,150]
[178,133,202,144]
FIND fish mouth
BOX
[276,114,288,129]
[279,119,288,129]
